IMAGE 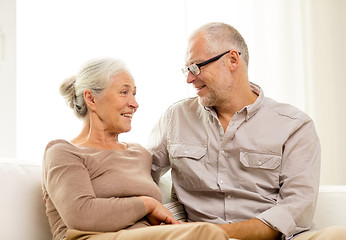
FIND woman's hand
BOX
[138,196,180,225]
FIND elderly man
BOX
[148,22,346,239]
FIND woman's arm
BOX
[43,142,147,232]
[138,196,180,225]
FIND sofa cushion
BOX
[1,160,345,240]
[0,160,52,240]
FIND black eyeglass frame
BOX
[182,50,241,76]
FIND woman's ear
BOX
[84,89,97,111]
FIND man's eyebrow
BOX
[186,57,204,66]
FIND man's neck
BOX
[215,83,258,132]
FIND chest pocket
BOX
[239,151,281,197]
[170,144,206,160]
[169,144,212,191]
[240,151,281,169]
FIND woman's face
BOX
[94,71,139,135]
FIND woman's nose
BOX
[130,96,139,111]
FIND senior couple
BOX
[42,22,346,240]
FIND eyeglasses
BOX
[182,50,241,76]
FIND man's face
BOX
[185,34,232,107]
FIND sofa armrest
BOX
[0,159,52,240]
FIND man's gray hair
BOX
[190,22,249,68]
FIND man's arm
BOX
[255,119,321,237]
[147,108,172,183]
[217,218,281,240]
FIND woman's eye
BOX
[121,91,128,95]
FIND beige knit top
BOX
[42,139,162,240]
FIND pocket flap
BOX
[169,144,206,160]
[240,151,281,169]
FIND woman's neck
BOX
[71,118,127,150]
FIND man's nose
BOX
[186,71,197,84]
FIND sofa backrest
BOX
[314,185,346,229]
[0,160,52,240]
[1,160,345,240]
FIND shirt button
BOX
[184,150,189,154]
[221,150,225,155]
[227,195,231,199]
[220,180,223,184]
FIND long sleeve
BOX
[43,143,146,232]
[42,140,161,239]
[147,108,172,184]
[257,119,321,237]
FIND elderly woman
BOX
[42,57,228,240]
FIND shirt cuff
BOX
[256,206,296,237]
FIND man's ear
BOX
[228,50,240,72]
[84,89,97,111]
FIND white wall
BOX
[0,0,16,158]
[15,0,190,163]
[1,0,346,184]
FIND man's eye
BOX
[121,91,128,95]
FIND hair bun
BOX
[59,75,77,109]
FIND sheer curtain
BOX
[301,0,346,184]
[8,0,346,184]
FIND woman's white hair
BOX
[59,57,129,119]
[190,22,249,68]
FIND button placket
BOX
[225,192,236,223]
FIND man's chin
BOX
[197,96,215,107]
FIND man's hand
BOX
[217,218,281,240]
[138,196,180,225]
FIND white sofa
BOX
[1,160,346,240]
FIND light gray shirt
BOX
[148,83,321,238]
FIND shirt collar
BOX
[242,82,263,121]
[204,82,264,121]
